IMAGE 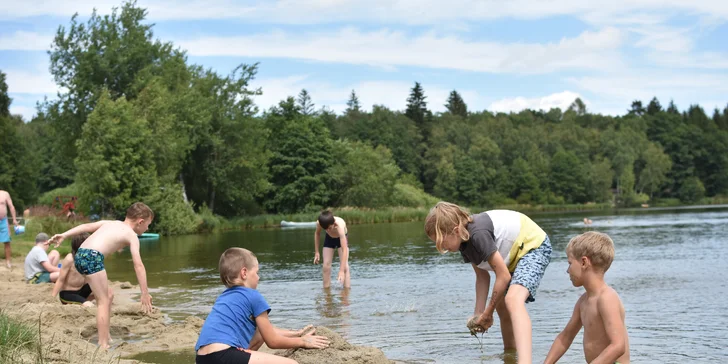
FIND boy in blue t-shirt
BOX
[195,248,330,364]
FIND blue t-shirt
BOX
[195,286,271,351]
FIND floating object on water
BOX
[14,225,25,235]
[138,233,160,240]
[280,220,317,229]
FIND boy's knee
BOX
[322,262,332,271]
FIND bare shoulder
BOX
[597,286,624,310]
[335,216,347,227]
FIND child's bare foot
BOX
[82,301,95,308]
[5,261,11,269]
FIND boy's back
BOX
[81,221,137,255]
[59,253,86,290]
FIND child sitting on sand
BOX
[52,233,113,307]
[196,247,330,364]
[544,231,629,364]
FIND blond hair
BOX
[424,201,473,253]
[126,202,154,220]
[219,248,258,288]
[566,231,615,271]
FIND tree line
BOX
[1,2,727,234]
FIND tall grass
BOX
[0,311,121,364]
[0,310,36,363]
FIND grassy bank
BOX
[219,203,618,231]
[5,216,78,257]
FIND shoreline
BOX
[0,257,395,364]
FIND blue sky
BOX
[1,0,727,121]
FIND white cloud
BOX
[2,0,728,24]
[9,105,37,121]
[178,27,625,74]
[488,91,584,113]
[250,75,483,114]
[0,31,53,51]
[647,51,728,69]
[4,68,59,94]
[631,25,694,52]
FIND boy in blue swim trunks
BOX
[196,247,329,364]
[0,189,18,269]
[49,202,154,349]
[313,210,350,288]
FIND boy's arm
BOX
[256,312,328,349]
[472,263,491,315]
[476,251,510,330]
[41,260,60,273]
[49,220,113,247]
[313,223,321,264]
[544,297,584,364]
[6,193,17,226]
[129,235,153,314]
[52,255,73,296]
[590,292,627,364]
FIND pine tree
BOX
[345,89,361,114]
[646,97,662,115]
[405,82,428,128]
[445,90,468,118]
[297,89,315,116]
[667,100,680,115]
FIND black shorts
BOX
[59,284,92,305]
[324,233,348,249]
[196,347,251,364]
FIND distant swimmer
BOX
[583,218,593,226]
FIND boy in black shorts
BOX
[312,210,350,288]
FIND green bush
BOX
[197,205,223,233]
[146,183,201,235]
[389,183,439,208]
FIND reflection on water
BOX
[108,206,728,363]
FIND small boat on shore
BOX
[280,220,317,229]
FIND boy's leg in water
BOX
[322,247,335,288]
[337,246,351,288]
[86,271,112,349]
[504,285,532,364]
[496,296,516,351]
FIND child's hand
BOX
[313,252,320,264]
[140,293,153,314]
[337,270,345,284]
[301,332,330,349]
[476,313,494,331]
[49,234,65,248]
[467,316,485,335]
[296,325,314,336]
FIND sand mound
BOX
[261,326,394,364]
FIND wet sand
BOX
[0,257,394,364]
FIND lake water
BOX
[110,207,728,363]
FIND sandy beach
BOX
[0,257,394,364]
